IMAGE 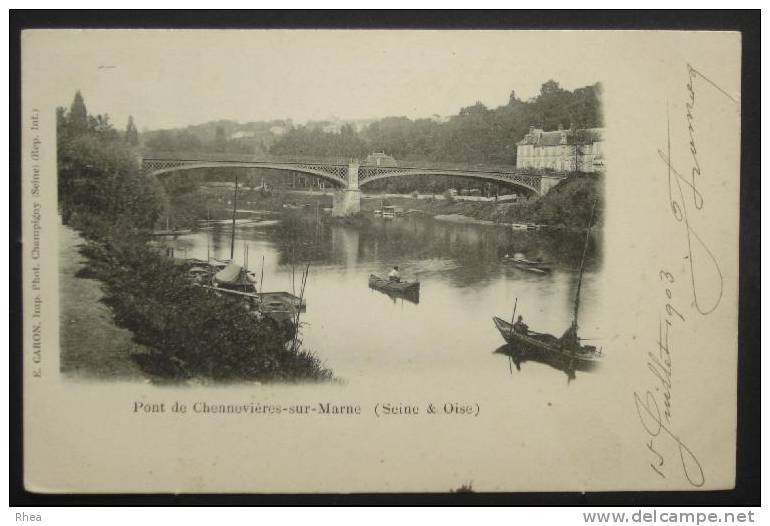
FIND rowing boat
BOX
[493,200,602,368]
[368,274,420,296]
[492,317,601,366]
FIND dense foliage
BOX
[364,173,604,230]
[524,173,603,228]
[140,81,602,167]
[58,91,332,383]
[79,229,331,382]
[142,118,292,155]
[57,92,164,228]
[271,81,602,165]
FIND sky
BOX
[35,30,605,131]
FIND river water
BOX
[165,210,604,389]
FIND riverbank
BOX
[59,222,149,380]
[198,173,602,230]
[71,218,332,383]
[361,173,603,229]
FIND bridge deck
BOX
[140,152,567,196]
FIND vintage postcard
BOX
[21,29,741,493]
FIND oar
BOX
[509,297,518,340]
[507,297,518,374]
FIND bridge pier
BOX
[332,161,362,217]
[539,174,564,195]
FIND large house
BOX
[364,152,398,167]
[516,126,604,173]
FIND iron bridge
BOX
[141,156,552,196]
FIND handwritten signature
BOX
[656,64,738,316]
[636,64,738,487]
[635,389,704,487]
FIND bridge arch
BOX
[142,160,349,188]
[141,157,550,197]
[358,169,542,196]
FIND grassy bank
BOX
[59,223,149,380]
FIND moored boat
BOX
[213,262,256,293]
[202,286,306,325]
[503,253,552,273]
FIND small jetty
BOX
[152,228,192,237]
[510,223,544,231]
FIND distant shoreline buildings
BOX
[515,126,604,173]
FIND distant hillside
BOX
[141,118,294,156]
[271,81,602,166]
[140,116,380,157]
[140,80,602,168]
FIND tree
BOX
[213,126,226,152]
[69,91,89,134]
[145,129,175,151]
[247,82,603,168]
[539,80,563,97]
[58,90,163,231]
[125,115,139,146]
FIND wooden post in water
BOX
[230,174,239,261]
[259,255,265,295]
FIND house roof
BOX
[517,127,603,146]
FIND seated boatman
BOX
[388,266,401,283]
[513,315,529,335]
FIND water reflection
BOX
[494,344,600,383]
[167,211,604,386]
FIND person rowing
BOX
[513,315,529,335]
[388,266,401,283]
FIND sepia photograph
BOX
[54,33,605,387]
[19,26,746,496]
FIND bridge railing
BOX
[390,158,519,174]
[140,150,571,178]
[140,150,353,166]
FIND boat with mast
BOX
[200,173,307,327]
[492,201,601,367]
[211,173,258,293]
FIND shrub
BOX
[79,231,332,382]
